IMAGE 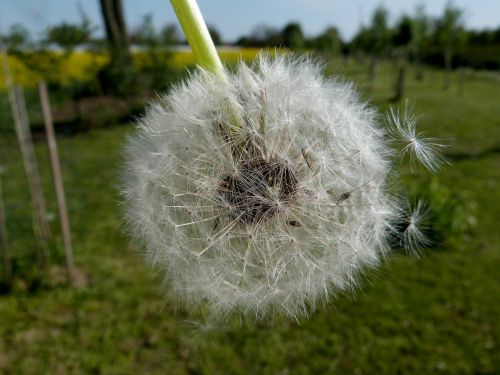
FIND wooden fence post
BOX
[14,86,52,267]
[0,169,11,286]
[38,81,76,284]
[1,33,50,270]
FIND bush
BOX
[411,177,477,248]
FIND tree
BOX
[393,16,413,47]
[2,24,31,54]
[44,7,100,120]
[45,5,95,54]
[411,4,430,80]
[98,0,133,95]
[131,14,156,46]
[44,16,95,121]
[45,20,94,54]
[312,26,341,55]
[369,4,391,85]
[351,4,391,86]
[252,25,282,47]
[370,5,391,56]
[99,0,129,53]
[2,24,63,83]
[207,25,222,46]
[435,2,466,89]
[282,22,304,50]
[236,24,282,47]
[130,14,175,91]
[160,24,180,45]
[391,15,413,101]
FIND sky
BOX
[1,0,499,42]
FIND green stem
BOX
[170,0,247,147]
[170,0,225,81]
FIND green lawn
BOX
[0,61,499,374]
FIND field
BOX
[0,54,499,374]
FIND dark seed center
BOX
[218,157,298,224]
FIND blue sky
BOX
[1,0,499,42]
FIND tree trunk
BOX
[368,57,378,88]
[413,46,424,81]
[443,47,452,89]
[98,0,133,95]
[73,98,82,122]
[392,61,407,102]
[458,68,466,96]
[99,0,129,54]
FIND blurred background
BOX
[0,0,498,373]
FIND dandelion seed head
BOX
[123,55,424,319]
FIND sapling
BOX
[122,0,446,320]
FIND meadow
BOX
[0,52,499,374]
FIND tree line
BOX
[2,2,500,71]
[1,0,499,100]
[237,3,500,72]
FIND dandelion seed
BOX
[387,101,449,173]
[400,200,432,256]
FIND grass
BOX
[0,58,499,374]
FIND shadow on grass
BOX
[446,144,500,161]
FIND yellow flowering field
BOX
[170,47,263,68]
[0,48,270,90]
[0,52,109,89]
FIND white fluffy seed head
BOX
[122,55,428,320]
